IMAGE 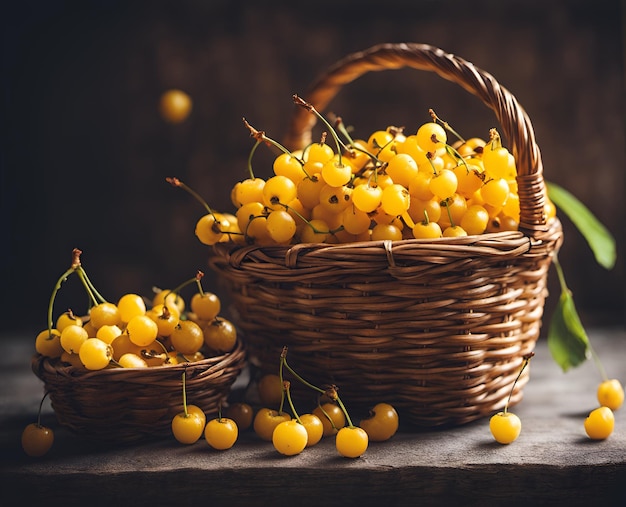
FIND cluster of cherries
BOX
[22,248,237,457]
[171,346,399,457]
[172,96,559,249]
[33,249,236,371]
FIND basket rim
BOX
[211,217,562,269]
[32,337,246,380]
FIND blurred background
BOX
[2,0,624,335]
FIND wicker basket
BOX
[32,338,246,443]
[208,43,563,427]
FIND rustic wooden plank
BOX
[1,328,624,506]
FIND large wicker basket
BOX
[32,338,246,443]
[208,43,563,427]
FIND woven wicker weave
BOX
[32,338,246,442]
[209,43,563,427]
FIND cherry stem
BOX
[332,117,380,175]
[194,271,205,296]
[47,249,109,332]
[334,394,355,428]
[293,94,344,166]
[75,266,107,306]
[486,128,503,152]
[280,347,354,427]
[445,144,470,173]
[243,118,304,164]
[443,198,456,227]
[278,201,344,236]
[332,115,355,145]
[47,266,76,334]
[315,402,339,431]
[181,369,189,418]
[46,248,85,332]
[281,350,323,395]
[422,209,431,225]
[246,139,261,179]
[36,391,50,427]
[504,352,534,413]
[426,151,440,176]
[429,108,465,144]
[158,274,198,310]
[283,381,302,425]
[166,177,218,217]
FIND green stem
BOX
[181,370,189,418]
[194,272,205,297]
[504,353,533,413]
[283,359,325,395]
[283,383,302,424]
[279,201,344,236]
[293,95,344,166]
[247,140,261,179]
[243,118,303,163]
[281,350,354,427]
[276,353,288,415]
[37,391,50,427]
[166,177,217,217]
[590,346,609,382]
[552,253,569,295]
[315,402,339,431]
[76,266,107,305]
[429,108,466,144]
[170,277,196,297]
[485,128,503,152]
[334,395,355,428]
[334,119,379,174]
[445,145,469,173]
[47,267,76,333]
[334,117,355,145]
[443,198,455,227]
[426,152,440,176]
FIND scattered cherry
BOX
[21,392,54,457]
[597,379,624,411]
[360,402,399,442]
[489,353,533,444]
[171,371,205,445]
[205,414,238,450]
[584,406,615,440]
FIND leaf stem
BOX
[552,254,607,380]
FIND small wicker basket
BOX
[32,339,246,443]
[209,43,563,427]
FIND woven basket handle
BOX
[284,42,548,235]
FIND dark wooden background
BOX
[2,0,624,335]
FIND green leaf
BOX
[547,289,590,372]
[546,181,616,270]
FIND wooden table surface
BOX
[1,327,625,507]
